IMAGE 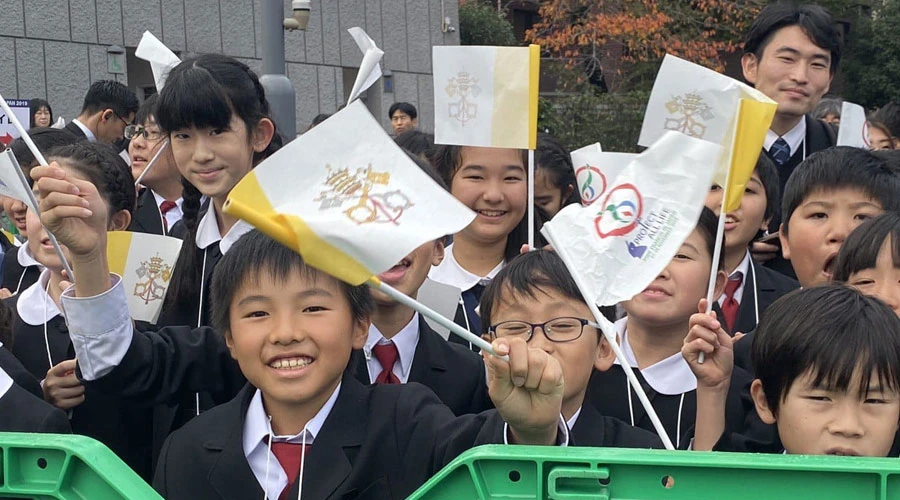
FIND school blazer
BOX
[348,315,493,415]
[0,346,42,398]
[729,260,799,335]
[0,382,71,433]
[570,402,664,449]
[62,121,88,140]
[154,375,512,500]
[127,188,167,236]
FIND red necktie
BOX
[159,200,178,232]
[372,342,401,384]
[271,441,309,500]
[721,273,743,332]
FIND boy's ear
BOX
[713,269,727,299]
[108,209,131,231]
[224,330,238,360]
[778,224,791,261]
[593,334,616,372]
[350,317,370,350]
[750,379,777,425]
[431,240,446,267]
[251,118,276,154]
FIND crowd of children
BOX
[2,2,900,499]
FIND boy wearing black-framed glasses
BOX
[480,250,663,448]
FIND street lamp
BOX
[260,0,311,139]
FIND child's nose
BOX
[269,315,302,344]
[828,402,866,438]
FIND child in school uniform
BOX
[833,212,900,315]
[704,154,798,334]
[685,285,900,456]
[533,133,580,218]
[127,94,184,236]
[0,355,71,433]
[427,144,543,347]
[733,146,900,373]
[7,142,153,478]
[0,129,80,296]
[31,161,568,499]
[584,207,764,448]
[479,249,663,448]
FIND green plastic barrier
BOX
[409,445,900,500]
[0,433,161,499]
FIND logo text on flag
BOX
[575,165,606,205]
[664,92,716,139]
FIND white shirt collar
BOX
[764,118,806,157]
[613,318,696,395]
[364,313,420,383]
[17,270,62,326]
[194,205,254,254]
[566,406,583,430]
[243,383,341,499]
[71,118,96,142]
[17,244,41,268]
[150,190,184,230]
[428,243,503,291]
[718,250,751,306]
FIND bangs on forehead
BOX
[156,63,234,132]
[235,257,333,294]
[805,347,899,398]
[833,213,900,282]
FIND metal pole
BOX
[260,0,297,139]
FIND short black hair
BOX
[395,130,435,158]
[696,206,725,271]
[743,3,842,74]
[754,153,781,224]
[80,80,139,118]
[29,98,52,125]
[781,147,900,235]
[46,142,136,215]
[535,133,580,208]
[752,285,900,415]
[480,250,586,335]
[209,230,373,334]
[388,102,417,120]
[833,212,900,283]
[870,101,900,138]
[9,128,82,180]
[134,94,160,127]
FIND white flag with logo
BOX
[136,31,181,91]
[543,131,721,306]
[836,102,870,149]
[0,150,38,212]
[570,143,637,206]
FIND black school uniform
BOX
[348,314,492,415]
[584,320,774,449]
[5,276,154,480]
[153,374,520,500]
[719,254,799,335]
[0,378,71,433]
[128,188,168,236]
[569,403,664,449]
[0,245,41,295]
[0,345,42,398]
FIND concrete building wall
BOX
[0,0,460,133]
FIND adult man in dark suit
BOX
[64,80,139,145]
[741,4,842,276]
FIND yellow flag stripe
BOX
[223,172,374,286]
[491,48,532,149]
[724,99,778,212]
[528,44,541,150]
[106,231,133,276]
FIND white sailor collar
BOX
[613,317,697,395]
[17,269,62,326]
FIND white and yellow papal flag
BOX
[570,143,637,206]
[543,131,722,306]
[639,54,777,213]
[223,100,476,286]
[0,149,38,212]
[107,231,183,323]
[836,101,870,149]
[432,45,540,149]
[136,31,181,91]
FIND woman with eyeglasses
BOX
[127,95,185,236]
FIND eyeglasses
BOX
[488,317,600,343]
[124,124,164,141]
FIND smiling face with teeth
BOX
[225,267,369,434]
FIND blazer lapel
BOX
[208,387,266,500]
[408,317,447,386]
[734,264,758,334]
[570,404,607,447]
[348,349,371,384]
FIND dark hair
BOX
[811,97,842,121]
[159,54,282,312]
[754,153,781,224]
[0,301,13,348]
[743,3,842,74]
[80,80,139,118]
[46,142,136,216]
[308,113,331,130]
[209,230,373,333]
[781,147,900,235]
[752,285,900,415]
[870,101,900,139]
[395,130,435,158]
[535,133,580,209]
[29,98,53,125]
[10,128,83,182]
[427,144,545,262]
[134,94,160,127]
[833,212,900,283]
[480,250,585,335]
[695,206,725,271]
[388,102,418,120]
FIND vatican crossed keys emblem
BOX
[133,254,173,305]
[315,164,413,225]
[664,92,715,139]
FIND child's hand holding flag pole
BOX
[133,31,180,187]
[542,130,723,450]
[0,93,75,280]
[432,44,541,248]
[223,101,506,359]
